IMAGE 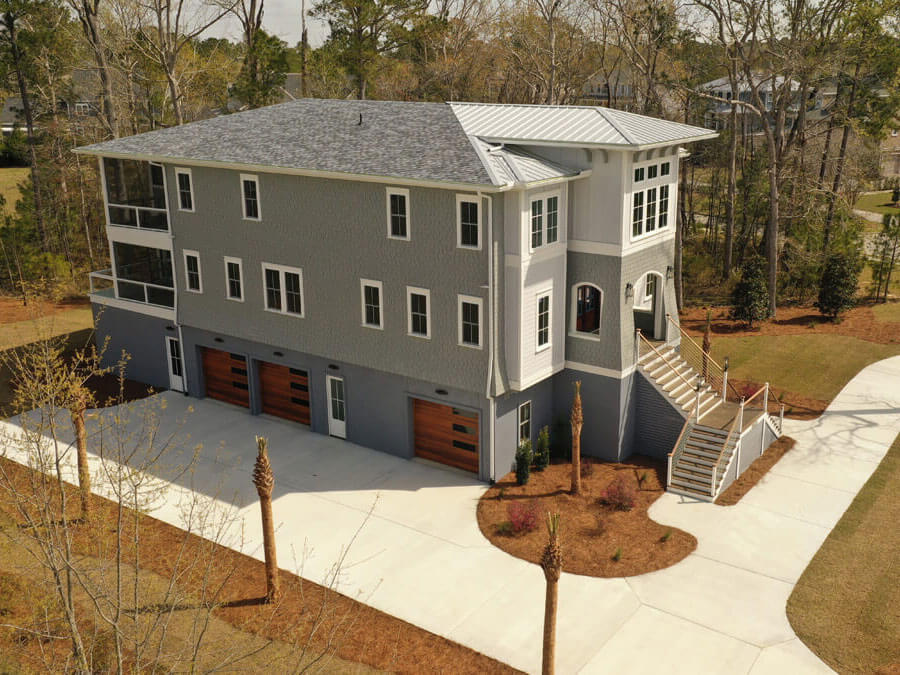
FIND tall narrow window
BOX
[361,279,383,329]
[660,161,671,176]
[241,175,260,220]
[458,295,482,348]
[645,187,657,233]
[658,185,669,228]
[183,250,202,293]
[150,163,166,209]
[647,164,658,180]
[546,196,559,243]
[225,257,243,301]
[537,294,550,349]
[518,401,531,442]
[458,197,479,249]
[407,287,430,338]
[175,168,193,211]
[633,166,645,183]
[387,188,409,239]
[632,191,644,237]
[262,264,304,316]
[531,200,543,249]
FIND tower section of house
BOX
[77,98,717,483]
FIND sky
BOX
[205,0,329,49]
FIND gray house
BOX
[78,99,780,500]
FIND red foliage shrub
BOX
[602,475,636,511]
[507,499,540,534]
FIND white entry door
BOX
[326,375,346,438]
[166,337,184,392]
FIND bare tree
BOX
[66,0,120,138]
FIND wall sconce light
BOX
[213,337,224,343]
[666,265,674,280]
[273,351,283,357]
[328,364,340,370]
[625,283,634,299]
[435,388,448,396]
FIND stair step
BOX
[695,425,730,437]
[681,393,715,412]
[668,380,693,399]
[674,466,712,481]
[686,438,734,453]
[671,476,713,493]
[678,454,716,469]
[656,364,692,386]
[668,485,714,501]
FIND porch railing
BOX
[89,269,174,309]
[667,411,696,488]
[108,203,169,232]
[666,313,741,402]
[637,329,710,420]
[711,400,743,498]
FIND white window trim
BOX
[535,289,552,353]
[456,194,481,250]
[224,256,244,302]
[528,190,563,253]
[183,249,202,294]
[630,169,675,244]
[240,173,261,221]
[360,278,384,330]
[518,401,531,443]
[457,294,483,349]
[569,282,603,340]
[175,167,194,212]
[406,286,431,339]
[386,187,410,241]
[261,262,305,318]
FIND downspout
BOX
[482,192,496,482]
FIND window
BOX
[175,168,193,212]
[183,250,202,293]
[658,185,669,229]
[518,401,531,443]
[530,193,562,250]
[645,187,657,233]
[531,199,543,248]
[387,188,409,239]
[661,161,671,176]
[457,196,480,249]
[634,167,645,182]
[536,293,550,349]
[645,274,657,304]
[458,295,482,348]
[573,284,602,335]
[240,174,260,220]
[262,263,304,316]
[546,196,559,244]
[407,286,430,338]
[632,191,645,237]
[74,102,90,115]
[224,257,243,301]
[168,338,183,377]
[360,279,383,329]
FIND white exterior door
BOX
[166,337,184,392]
[326,375,346,438]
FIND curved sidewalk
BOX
[2,355,899,673]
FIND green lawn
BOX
[0,167,28,216]
[710,334,900,403]
[854,191,900,217]
[787,433,900,674]
[0,309,94,351]
[872,300,900,322]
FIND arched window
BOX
[573,284,602,335]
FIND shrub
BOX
[815,251,860,320]
[612,547,622,562]
[533,426,551,471]
[515,440,533,485]
[637,470,648,487]
[893,186,900,205]
[496,521,513,536]
[730,255,769,327]
[661,529,673,543]
[507,499,540,534]
[602,475,636,511]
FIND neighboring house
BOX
[881,126,900,177]
[1,96,23,136]
[699,73,809,131]
[579,69,637,110]
[77,98,780,500]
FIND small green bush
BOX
[496,521,513,536]
[515,440,533,485]
[661,529,673,543]
[533,426,550,471]
[612,547,622,562]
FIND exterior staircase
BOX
[638,343,722,419]
[668,424,737,500]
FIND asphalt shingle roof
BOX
[77,99,496,186]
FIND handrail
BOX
[667,313,743,402]
[667,411,696,488]
[666,313,727,372]
[711,404,742,497]
[107,202,167,213]
[742,385,766,409]
[637,330,698,393]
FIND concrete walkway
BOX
[2,355,899,674]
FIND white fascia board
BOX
[472,134,719,151]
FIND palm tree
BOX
[541,513,562,675]
[570,381,583,495]
[253,436,280,602]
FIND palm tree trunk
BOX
[541,513,561,675]
[253,436,280,603]
[570,381,582,495]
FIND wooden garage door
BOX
[201,348,249,407]
[258,361,310,425]
[413,399,479,473]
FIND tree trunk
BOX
[541,513,561,675]
[253,436,279,603]
[823,65,861,252]
[570,381,582,496]
[300,0,308,97]
[78,1,119,138]
[72,398,91,519]
[724,102,737,278]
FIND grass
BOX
[787,433,900,674]
[710,334,900,403]
[0,167,28,216]
[854,191,900,217]
[871,300,900,323]
[0,309,94,351]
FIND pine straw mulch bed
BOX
[715,436,797,506]
[0,457,518,674]
[477,457,696,577]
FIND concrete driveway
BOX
[3,355,900,674]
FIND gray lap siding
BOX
[180,326,492,478]
[92,303,173,391]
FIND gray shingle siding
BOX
[632,371,686,459]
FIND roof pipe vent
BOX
[357,113,362,126]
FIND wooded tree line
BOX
[0,0,898,312]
